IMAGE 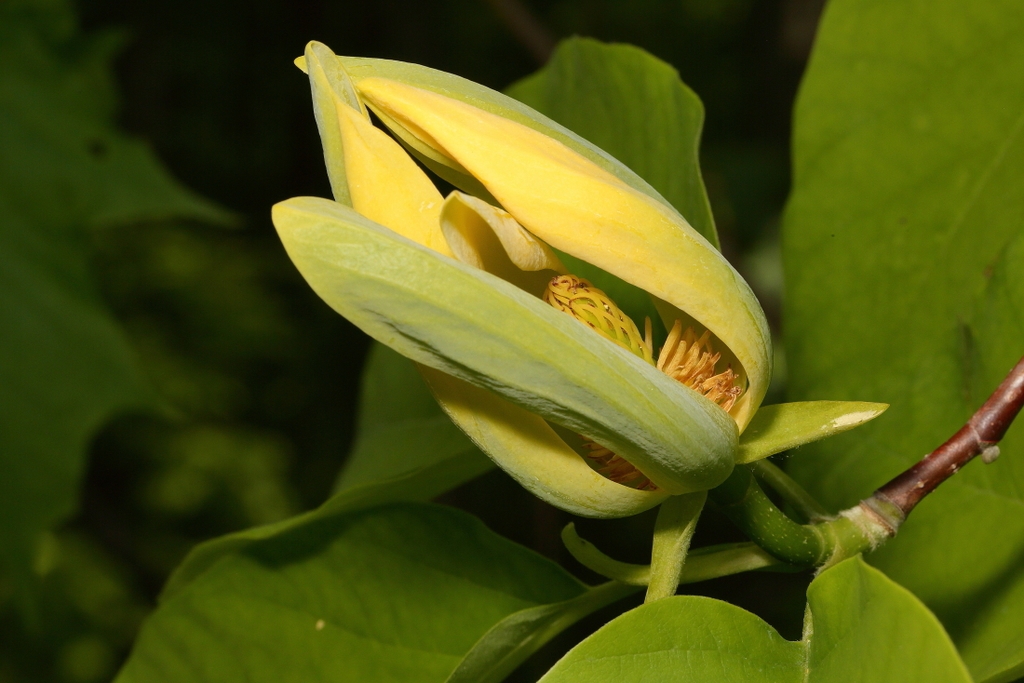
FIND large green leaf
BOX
[952,232,1024,683]
[334,342,492,495]
[116,503,587,683]
[0,0,226,591]
[783,1,1024,681]
[539,557,971,683]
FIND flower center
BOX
[543,274,742,490]
[543,275,654,364]
[657,321,742,412]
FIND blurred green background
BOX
[0,0,821,680]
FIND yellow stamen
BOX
[657,321,742,412]
[543,275,743,491]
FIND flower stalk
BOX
[710,354,1024,570]
[644,492,706,602]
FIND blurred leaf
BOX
[163,450,498,600]
[116,503,585,683]
[736,401,887,464]
[0,0,227,593]
[507,37,717,341]
[334,342,491,494]
[539,557,971,683]
[783,1,1024,680]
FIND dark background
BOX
[2,0,824,680]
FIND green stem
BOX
[562,522,787,585]
[750,459,830,522]
[709,465,875,567]
[645,491,706,602]
[561,523,650,585]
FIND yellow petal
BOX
[301,41,368,206]
[335,104,452,257]
[440,191,564,295]
[356,78,771,429]
[419,367,670,517]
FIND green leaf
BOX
[539,557,971,683]
[117,503,586,683]
[0,1,227,592]
[163,449,496,600]
[736,401,888,464]
[783,1,1024,680]
[951,232,1024,683]
[803,558,972,682]
[273,196,738,497]
[334,342,492,494]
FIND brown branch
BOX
[482,0,556,66]
[871,355,1024,521]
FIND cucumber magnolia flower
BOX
[273,42,886,517]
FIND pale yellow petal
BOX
[440,192,564,295]
[356,78,771,429]
[335,103,452,256]
[420,367,670,517]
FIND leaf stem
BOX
[750,459,831,522]
[561,523,650,585]
[561,524,784,586]
[645,492,706,602]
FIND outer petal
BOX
[421,368,669,517]
[302,41,366,206]
[296,48,680,217]
[353,78,772,430]
[303,42,451,256]
[272,196,738,496]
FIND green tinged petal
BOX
[352,77,771,430]
[421,368,669,517]
[272,196,738,495]
[302,41,366,206]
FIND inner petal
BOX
[336,104,452,257]
[440,191,563,296]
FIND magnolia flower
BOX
[272,42,885,518]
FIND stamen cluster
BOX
[543,275,654,364]
[657,321,742,412]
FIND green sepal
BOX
[737,401,888,463]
